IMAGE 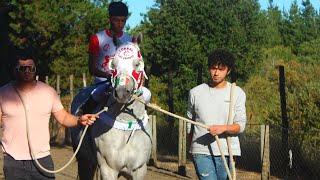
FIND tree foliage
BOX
[139,0,266,118]
[8,0,109,88]
[5,0,320,125]
[2,0,320,160]
[244,46,320,164]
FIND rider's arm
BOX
[88,34,111,79]
[52,108,97,127]
[88,54,111,78]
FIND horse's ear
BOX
[132,32,143,45]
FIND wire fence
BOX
[236,123,320,179]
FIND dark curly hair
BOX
[108,1,128,17]
[13,48,36,67]
[207,48,235,71]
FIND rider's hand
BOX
[78,114,98,126]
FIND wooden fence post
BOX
[55,75,65,145]
[45,76,49,84]
[197,64,202,85]
[178,118,187,176]
[261,124,270,180]
[82,73,87,87]
[69,74,74,105]
[56,75,61,96]
[149,115,158,167]
[278,65,290,178]
[64,74,74,145]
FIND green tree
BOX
[297,38,320,63]
[142,0,265,116]
[300,0,318,43]
[144,1,202,115]
[244,47,320,168]
[261,0,283,47]
[282,1,301,52]
[8,0,109,88]
[281,0,319,55]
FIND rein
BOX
[13,85,107,174]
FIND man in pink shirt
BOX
[0,50,98,179]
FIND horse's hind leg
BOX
[132,163,147,180]
[97,152,118,180]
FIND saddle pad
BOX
[98,110,149,131]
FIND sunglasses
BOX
[16,65,36,73]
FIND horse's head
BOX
[108,42,146,103]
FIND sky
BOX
[124,0,320,28]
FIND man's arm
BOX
[89,54,111,78]
[208,124,240,136]
[208,87,247,136]
[52,108,98,127]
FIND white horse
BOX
[71,42,152,180]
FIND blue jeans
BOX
[192,154,231,180]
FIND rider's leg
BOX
[81,96,97,114]
[80,83,111,113]
[141,86,151,103]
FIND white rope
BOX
[15,86,107,174]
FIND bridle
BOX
[108,42,147,94]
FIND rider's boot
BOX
[79,96,98,114]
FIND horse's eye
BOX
[133,60,140,70]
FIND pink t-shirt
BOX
[0,81,64,160]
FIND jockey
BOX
[81,1,150,113]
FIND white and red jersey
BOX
[88,29,133,83]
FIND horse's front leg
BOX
[97,151,118,180]
[131,163,147,180]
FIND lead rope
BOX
[14,86,107,174]
[131,95,233,180]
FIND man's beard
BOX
[18,73,35,82]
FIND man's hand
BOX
[78,114,99,126]
[208,125,228,136]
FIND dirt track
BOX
[0,146,192,180]
[0,146,269,180]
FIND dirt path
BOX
[0,146,189,180]
[0,146,268,180]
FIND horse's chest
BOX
[95,127,151,169]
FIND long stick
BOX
[132,95,232,180]
[227,83,236,180]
